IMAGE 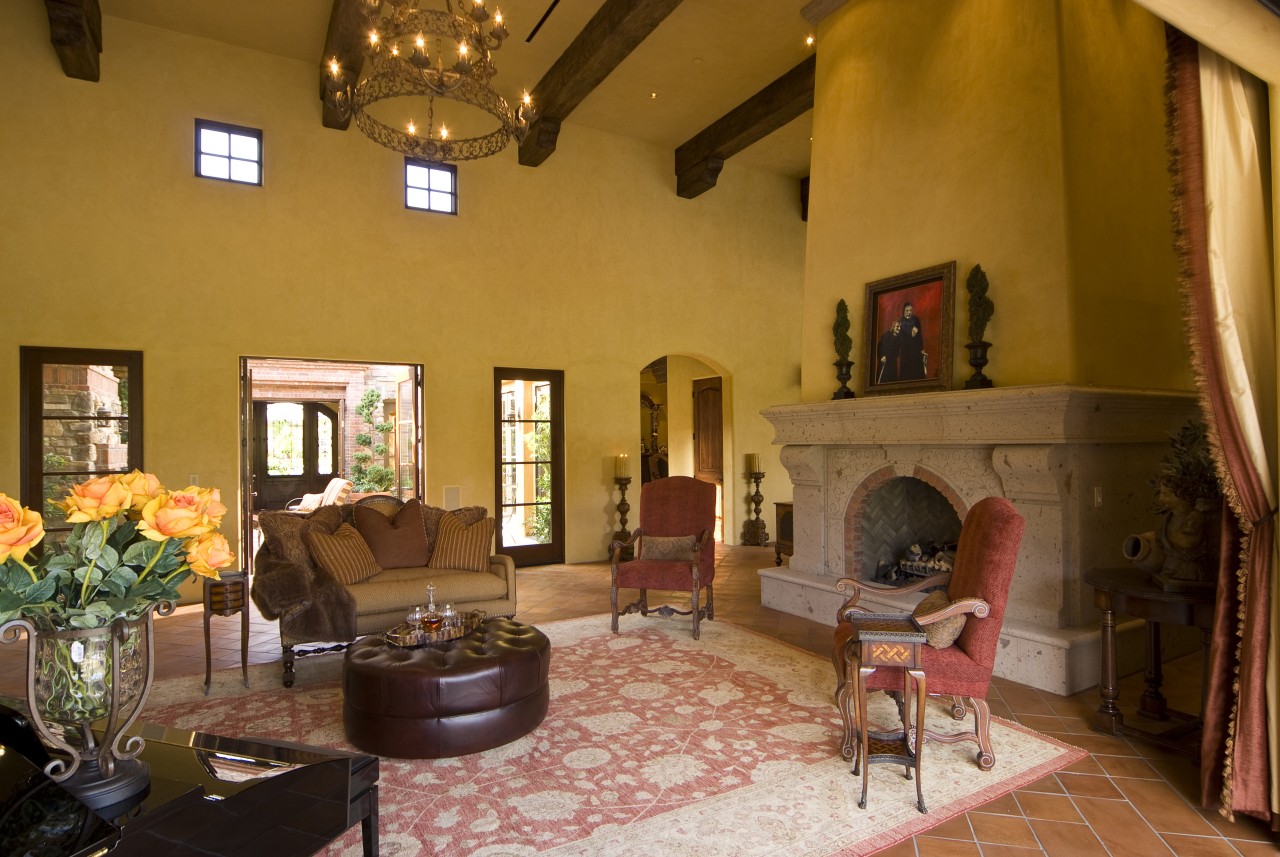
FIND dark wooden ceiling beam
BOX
[44,0,102,82]
[674,54,815,199]
[518,0,684,167]
[319,0,369,130]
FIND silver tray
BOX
[380,610,486,648]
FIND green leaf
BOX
[0,592,28,612]
[122,538,162,567]
[23,576,56,604]
[68,613,102,629]
[96,545,120,573]
[44,554,75,571]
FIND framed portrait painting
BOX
[863,261,955,395]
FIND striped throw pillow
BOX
[427,514,494,573]
[305,523,381,585]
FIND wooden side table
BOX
[836,612,928,813]
[1083,568,1214,758]
[204,571,250,695]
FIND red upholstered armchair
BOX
[611,476,717,639]
[833,496,1025,770]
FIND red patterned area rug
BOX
[145,616,1084,856]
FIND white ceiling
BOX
[102,0,816,178]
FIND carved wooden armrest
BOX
[913,596,989,626]
[834,573,954,624]
[610,528,644,568]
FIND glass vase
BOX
[0,603,170,812]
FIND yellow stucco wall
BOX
[0,5,805,565]
[802,0,1193,399]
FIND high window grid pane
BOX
[405,159,457,214]
[196,120,263,186]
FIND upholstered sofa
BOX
[250,495,516,686]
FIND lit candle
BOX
[368,30,379,49]
[440,125,449,140]
[328,58,340,77]
[407,119,417,136]
[746,453,761,474]
[615,454,630,478]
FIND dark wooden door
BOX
[251,401,338,510]
[693,377,723,485]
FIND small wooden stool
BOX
[836,613,928,813]
[204,571,250,695]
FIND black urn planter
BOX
[832,359,856,399]
[963,341,993,389]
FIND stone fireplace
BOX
[758,385,1198,694]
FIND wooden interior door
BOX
[692,377,724,542]
[693,377,723,485]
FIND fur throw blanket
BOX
[249,506,356,643]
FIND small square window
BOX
[405,159,457,214]
[195,119,263,186]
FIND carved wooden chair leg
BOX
[706,583,714,621]
[282,645,296,688]
[970,697,996,770]
[691,587,701,640]
[638,590,649,616]
[948,695,967,719]
[610,585,619,634]
[836,649,860,767]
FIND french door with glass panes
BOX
[493,369,564,566]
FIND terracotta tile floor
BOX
[1,544,1275,855]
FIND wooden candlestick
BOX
[741,471,769,546]
[613,476,634,561]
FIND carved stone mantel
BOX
[758,385,1199,694]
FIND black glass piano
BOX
[0,703,379,856]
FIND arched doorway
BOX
[639,354,732,542]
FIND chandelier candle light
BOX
[325,0,535,163]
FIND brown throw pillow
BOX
[354,499,429,569]
[427,514,494,573]
[305,524,381,586]
[641,535,698,561]
[913,589,966,648]
[422,505,488,561]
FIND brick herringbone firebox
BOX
[758,385,1197,695]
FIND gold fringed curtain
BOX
[1165,26,1278,826]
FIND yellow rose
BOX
[183,532,233,579]
[0,494,44,563]
[59,476,133,523]
[117,470,164,512]
[137,488,224,541]
[187,487,228,528]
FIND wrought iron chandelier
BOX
[325,0,533,163]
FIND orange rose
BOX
[117,470,164,512]
[183,532,233,579]
[59,476,133,523]
[137,488,225,541]
[0,494,44,563]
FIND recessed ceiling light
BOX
[805,34,815,47]
[650,92,658,99]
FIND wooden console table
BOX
[1084,568,1214,758]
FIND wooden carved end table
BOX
[837,612,929,813]
[204,571,250,695]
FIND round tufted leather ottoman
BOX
[342,617,551,759]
